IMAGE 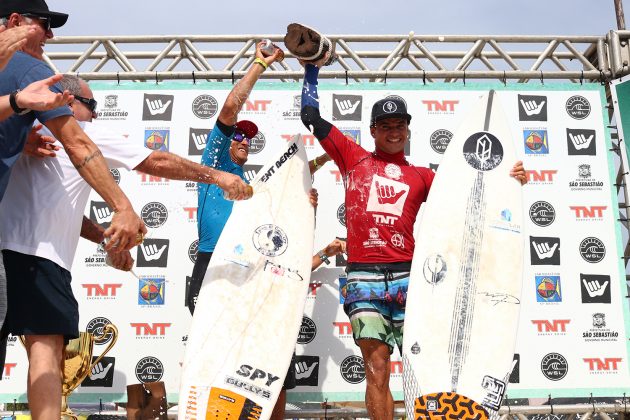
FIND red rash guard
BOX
[321,126,435,264]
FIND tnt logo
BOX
[282,134,316,147]
[390,360,403,375]
[184,207,198,222]
[130,322,171,336]
[583,357,622,371]
[82,284,122,297]
[570,206,607,219]
[244,99,272,112]
[526,170,557,183]
[330,170,344,184]
[3,363,16,378]
[308,282,323,297]
[531,319,570,333]
[333,322,353,336]
[137,172,169,185]
[422,100,458,113]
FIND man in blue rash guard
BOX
[187,40,283,314]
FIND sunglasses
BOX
[75,95,98,113]
[22,14,51,32]
[233,131,250,144]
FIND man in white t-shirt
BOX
[0,74,252,418]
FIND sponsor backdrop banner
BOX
[0,82,627,403]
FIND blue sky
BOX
[47,0,622,36]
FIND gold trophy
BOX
[20,323,118,419]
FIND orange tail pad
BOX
[206,387,262,420]
[414,392,489,420]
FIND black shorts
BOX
[2,250,79,340]
[187,252,213,315]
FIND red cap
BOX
[235,120,258,139]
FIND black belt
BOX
[346,261,412,273]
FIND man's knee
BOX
[358,339,391,386]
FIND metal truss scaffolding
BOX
[44,31,630,82]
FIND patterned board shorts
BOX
[343,269,409,354]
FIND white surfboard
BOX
[179,136,314,420]
[402,91,523,420]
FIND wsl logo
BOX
[141,202,168,228]
[541,353,568,381]
[463,132,503,171]
[579,237,605,263]
[192,94,218,119]
[135,356,164,383]
[340,355,365,384]
[337,203,346,227]
[188,239,198,263]
[248,131,266,154]
[529,201,555,227]
[566,95,591,120]
[86,317,116,345]
[297,316,317,344]
[429,129,453,154]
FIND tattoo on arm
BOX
[74,150,103,170]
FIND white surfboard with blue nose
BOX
[179,136,314,420]
[402,91,523,420]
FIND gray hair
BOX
[58,74,84,96]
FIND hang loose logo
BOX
[375,181,405,204]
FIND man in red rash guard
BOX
[299,52,526,420]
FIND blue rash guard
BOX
[197,120,247,253]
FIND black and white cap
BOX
[370,98,412,126]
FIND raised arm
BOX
[217,40,283,126]
[300,55,334,141]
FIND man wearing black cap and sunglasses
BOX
[0,0,149,417]
[0,73,253,420]
[299,51,527,420]
[0,2,146,249]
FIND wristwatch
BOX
[317,250,330,265]
[9,90,30,115]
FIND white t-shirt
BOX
[0,121,152,271]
